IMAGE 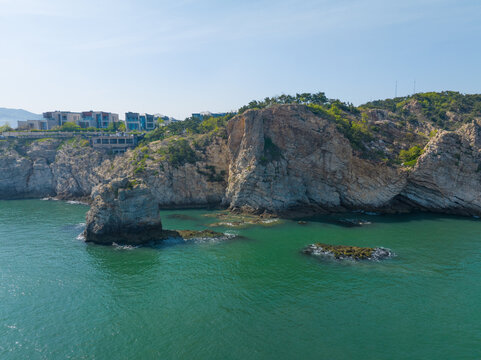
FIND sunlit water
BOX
[1,200,481,359]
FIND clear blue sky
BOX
[1,0,480,119]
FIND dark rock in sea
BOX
[84,178,225,245]
[303,243,394,261]
[298,221,308,225]
[334,218,371,227]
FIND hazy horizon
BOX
[1,0,480,119]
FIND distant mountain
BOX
[0,108,42,128]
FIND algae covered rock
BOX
[303,243,393,261]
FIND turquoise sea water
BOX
[1,199,481,359]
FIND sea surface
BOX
[1,199,481,359]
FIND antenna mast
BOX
[395,80,398,98]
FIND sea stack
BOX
[84,178,164,245]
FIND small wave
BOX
[261,219,279,224]
[112,242,139,250]
[370,247,396,261]
[66,200,88,205]
[76,233,85,241]
[41,197,58,201]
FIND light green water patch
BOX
[1,201,481,359]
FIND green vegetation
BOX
[60,137,90,149]
[106,121,126,132]
[308,103,372,150]
[132,146,150,174]
[142,113,235,145]
[57,122,82,132]
[399,145,424,167]
[239,92,330,113]
[260,136,282,165]
[362,91,481,130]
[197,165,226,182]
[157,139,197,167]
[0,124,13,132]
[34,137,54,143]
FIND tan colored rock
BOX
[224,105,406,213]
[402,120,481,215]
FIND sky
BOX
[0,0,480,119]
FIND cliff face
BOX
[401,121,481,215]
[3,102,481,244]
[104,135,229,208]
[224,105,406,213]
[0,139,107,200]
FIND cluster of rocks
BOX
[303,243,394,261]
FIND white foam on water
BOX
[66,200,88,205]
[261,219,279,224]
[112,242,139,250]
[305,244,395,261]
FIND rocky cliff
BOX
[401,121,481,215]
[0,138,107,200]
[3,92,481,244]
[224,105,406,214]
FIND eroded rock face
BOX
[5,105,481,243]
[0,139,106,200]
[400,121,481,215]
[84,178,163,245]
[224,105,406,214]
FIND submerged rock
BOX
[206,211,281,228]
[303,243,393,261]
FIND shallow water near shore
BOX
[1,200,481,359]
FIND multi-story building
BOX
[17,119,52,130]
[80,111,119,129]
[25,111,120,130]
[125,112,156,131]
[43,111,82,127]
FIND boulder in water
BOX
[303,243,393,261]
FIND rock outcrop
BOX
[224,105,406,214]
[0,138,106,200]
[84,178,164,245]
[303,243,394,261]
[3,102,481,244]
[400,120,481,215]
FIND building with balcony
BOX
[89,133,138,154]
[125,112,157,131]
[80,111,119,129]
[33,111,120,130]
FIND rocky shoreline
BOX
[2,98,481,243]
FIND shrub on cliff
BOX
[399,145,424,167]
[157,139,198,167]
[361,91,481,130]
